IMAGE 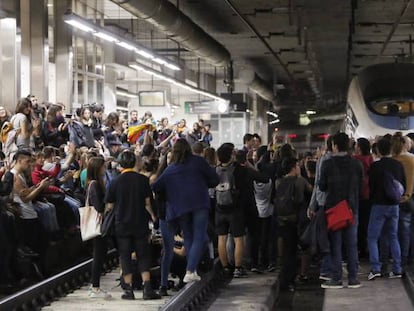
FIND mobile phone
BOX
[0,161,4,168]
[65,114,73,119]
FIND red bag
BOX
[325,200,355,231]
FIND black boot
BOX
[159,286,169,296]
[143,281,161,300]
[121,283,135,300]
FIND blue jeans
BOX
[177,208,209,272]
[368,205,401,273]
[398,208,411,266]
[160,220,175,287]
[328,217,359,282]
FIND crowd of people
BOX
[1,95,414,300]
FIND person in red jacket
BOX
[353,137,374,258]
[31,151,62,194]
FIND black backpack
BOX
[215,164,238,210]
[274,176,298,223]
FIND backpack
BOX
[274,176,298,223]
[383,170,404,203]
[1,120,18,160]
[215,164,237,208]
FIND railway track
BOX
[0,250,226,311]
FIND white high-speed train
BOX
[345,63,414,138]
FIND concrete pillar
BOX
[0,18,18,111]
[54,0,73,109]
[20,0,48,102]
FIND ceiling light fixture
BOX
[269,119,280,124]
[116,89,138,98]
[306,110,316,115]
[266,111,279,118]
[129,62,227,103]
[63,12,180,71]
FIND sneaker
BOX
[319,274,331,281]
[233,267,248,278]
[297,275,309,283]
[183,272,201,283]
[143,289,162,300]
[321,280,343,289]
[88,288,112,299]
[368,271,381,281]
[223,266,233,278]
[267,264,276,272]
[389,272,402,279]
[251,266,263,274]
[348,280,362,289]
[158,286,169,296]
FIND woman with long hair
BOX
[42,105,69,148]
[86,156,111,299]
[153,139,219,283]
[12,98,35,150]
[79,107,95,148]
[153,150,175,296]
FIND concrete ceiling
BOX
[102,0,414,125]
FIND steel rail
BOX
[0,249,119,311]
[160,259,227,311]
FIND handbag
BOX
[79,181,101,241]
[325,200,354,231]
[101,208,115,237]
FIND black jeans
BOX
[91,235,107,288]
[246,211,260,267]
[0,211,16,283]
[117,235,151,276]
[258,216,272,267]
[279,222,298,288]
[19,218,48,274]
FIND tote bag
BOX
[79,181,102,241]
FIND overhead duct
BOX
[239,70,276,103]
[310,113,346,122]
[110,0,231,67]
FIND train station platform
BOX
[42,269,171,311]
[208,272,279,311]
[278,262,414,311]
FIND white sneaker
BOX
[88,288,112,299]
[183,272,201,283]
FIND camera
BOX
[65,114,73,119]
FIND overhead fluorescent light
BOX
[269,119,280,124]
[64,19,94,33]
[94,31,118,42]
[306,110,316,115]
[266,111,278,117]
[165,63,181,71]
[116,90,138,98]
[129,62,226,103]
[116,41,136,51]
[153,58,167,65]
[63,12,180,71]
[136,49,154,59]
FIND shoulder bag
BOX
[79,181,102,241]
[325,158,355,231]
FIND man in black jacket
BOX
[319,132,363,289]
[367,137,405,280]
